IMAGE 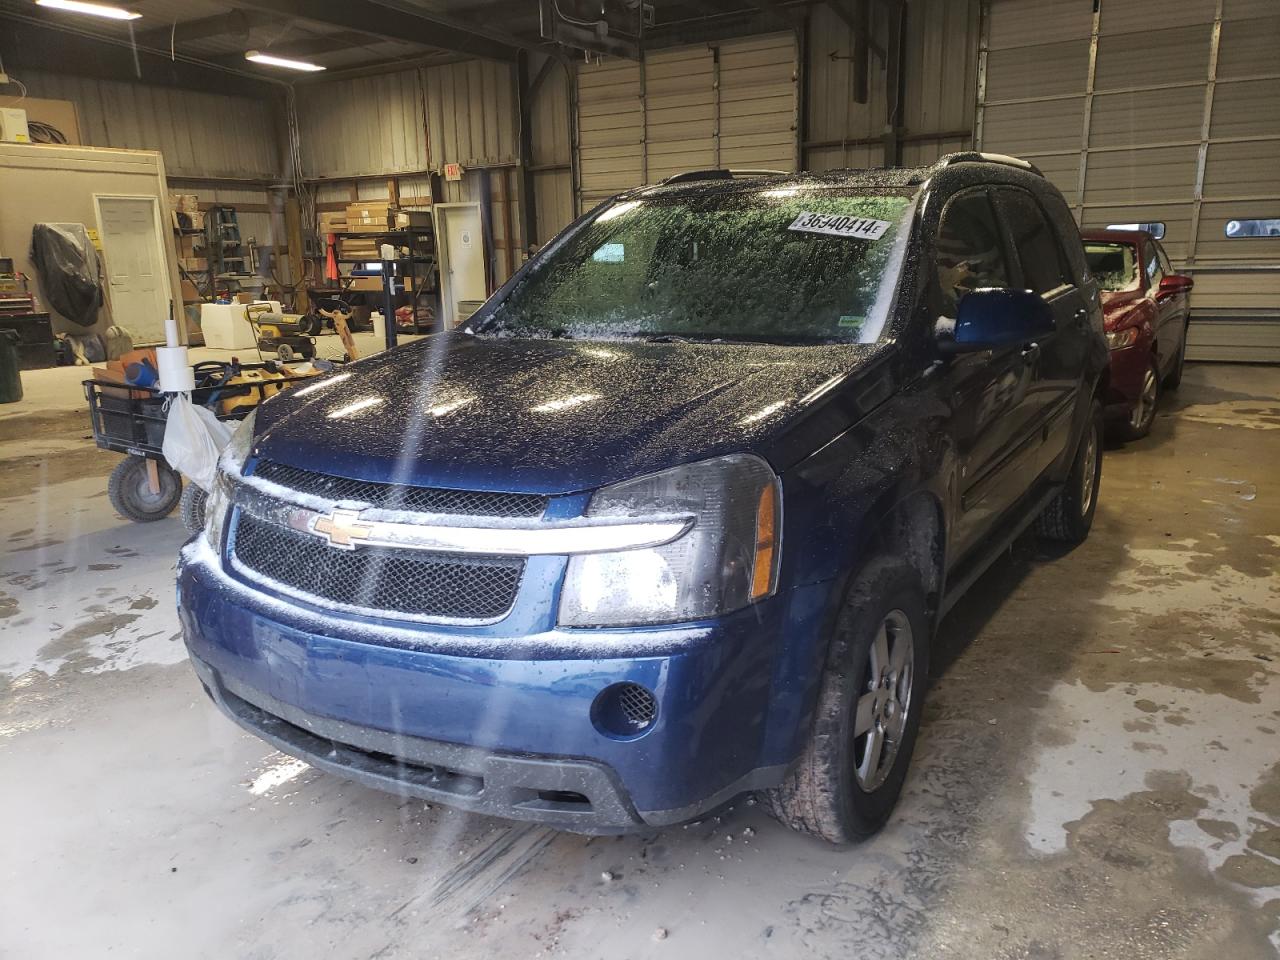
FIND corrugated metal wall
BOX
[529,59,575,244]
[295,61,519,180]
[978,0,1280,361]
[575,32,798,211]
[295,69,429,178]
[805,0,979,171]
[13,69,282,180]
[425,60,519,170]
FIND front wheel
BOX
[1036,398,1102,544]
[764,558,930,844]
[179,482,207,536]
[108,456,182,523]
[1115,355,1159,441]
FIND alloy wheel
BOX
[1080,422,1099,517]
[1130,364,1158,433]
[853,610,915,792]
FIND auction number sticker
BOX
[787,212,892,241]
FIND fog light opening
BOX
[591,682,659,739]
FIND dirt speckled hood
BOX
[251,333,894,494]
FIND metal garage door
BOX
[576,33,798,212]
[977,0,1280,361]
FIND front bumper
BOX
[1104,343,1150,419]
[178,542,824,832]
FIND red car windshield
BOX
[1085,241,1140,292]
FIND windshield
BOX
[1084,241,1139,292]
[476,189,916,344]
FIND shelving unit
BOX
[328,225,439,334]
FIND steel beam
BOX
[0,16,277,98]
[238,0,520,61]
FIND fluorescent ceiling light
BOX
[245,50,326,72]
[36,0,141,19]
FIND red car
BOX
[1082,229,1193,440]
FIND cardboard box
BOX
[187,209,205,231]
[169,193,199,214]
[340,239,383,260]
[180,278,201,303]
[349,276,414,292]
[395,210,432,229]
[177,235,201,259]
[318,211,348,234]
[180,257,208,272]
[345,201,395,233]
[93,348,160,399]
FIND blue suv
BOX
[178,154,1108,842]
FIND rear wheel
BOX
[1036,398,1102,544]
[763,558,929,844]
[1116,355,1159,441]
[108,456,182,523]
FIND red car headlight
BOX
[1106,327,1139,349]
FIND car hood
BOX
[252,333,893,494]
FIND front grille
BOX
[230,513,523,621]
[251,460,547,518]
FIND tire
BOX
[1165,321,1189,390]
[108,456,182,523]
[1036,398,1102,544]
[179,482,207,536]
[1115,355,1160,441]
[764,558,930,844]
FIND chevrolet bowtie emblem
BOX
[309,508,374,549]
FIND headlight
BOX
[558,454,781,627]
[1106,327,1139,349]
[203,409,256,550]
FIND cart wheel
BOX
[180,483,208,536]
[277,343,296,362]
[108,456,182,523]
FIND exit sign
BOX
[443,162,463,181]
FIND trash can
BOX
[0,329,23,404]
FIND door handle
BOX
[1020,342,1041,363]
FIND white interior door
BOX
[434,203,487,329]
[96,196,169,344]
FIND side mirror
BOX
[937,288,1055,353]
[1158,273,1193,296]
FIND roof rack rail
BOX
[935,152,1044,177]
[659,168,791,185]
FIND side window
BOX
[934,190,1011,318]
[1155,242,1173,276]
[1145,244,1165,289]
[998,188,1070,295]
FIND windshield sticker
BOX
[838,314,865,328]
[787,213,892,241]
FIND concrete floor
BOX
[1,363,1277,959]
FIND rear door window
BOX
[934,189,1011,317]
[997,188,1071,295]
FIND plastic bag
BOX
[29,223,104,328]
[162,393,234,491]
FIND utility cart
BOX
[84,360,321,529]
